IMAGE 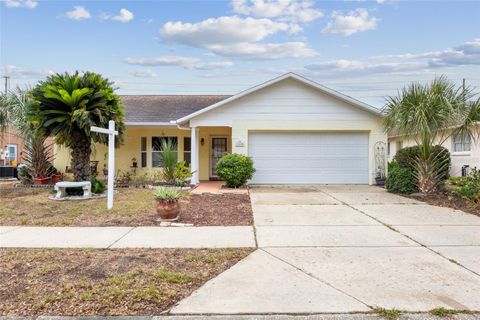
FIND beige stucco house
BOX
[54,73,386,185]
[388,126,480,176]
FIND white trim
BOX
[191,128,199,184]
[175,73,381,124]
[125,122,176,127]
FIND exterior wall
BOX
[54,126,231,181]
[388,127,480,176]
[187,77,385,185]
[190,78,375,127]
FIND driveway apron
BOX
[171,185,480,314]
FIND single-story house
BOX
[54,73,387,185]
[388,125,480,177]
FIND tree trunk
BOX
[70,131,91,181]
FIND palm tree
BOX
[383,76,480,193]
[31,72,125,181]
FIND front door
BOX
[210,137,228,179]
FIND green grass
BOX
[373,307,405,320]
[155,267,197,284]
[429,307,459,317]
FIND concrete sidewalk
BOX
[0,226,256,248]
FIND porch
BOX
[53,126,232,183]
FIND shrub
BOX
[215,153,255,188]
[455,169,480,201]
[174,161,193,186]
[385,166,418,194]
[394,145,451,181]
[91,178,106,194]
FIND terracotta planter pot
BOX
[156,200,180,221]
[51,173,62,184]
[33,177,51,185]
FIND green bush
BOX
[394,145,451,180]
[174,161,193,186]
[455,170,480,201]
[91,178,106,194]
[448,176,467,187]
[215,153,255,188]
[385,166,418,194]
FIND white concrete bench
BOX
[54,181,91,199]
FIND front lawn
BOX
[0,188,253,226]
[0,248,253,316]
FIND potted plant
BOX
[50,166,63,184]
[132,157,138,168]
[153,186,183,221]
[23,136,54,185]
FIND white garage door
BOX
[248,132,369,184]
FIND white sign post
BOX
[91,120,118,209]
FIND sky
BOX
[1,0,479,108]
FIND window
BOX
[453,133,471,152]
[183,137,191,166]
[152,136,178,167]
[387,142,390,156]
[140,137,147,168]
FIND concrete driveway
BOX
[171,185,480,314]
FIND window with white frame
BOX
[152,136,178,167]
[453,133,471,152]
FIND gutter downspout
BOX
[170,120,190,131]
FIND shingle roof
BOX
[121,95,231,123]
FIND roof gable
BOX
[175,73,381,124]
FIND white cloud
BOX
[2,65,54,77]
[131,69,157,78]
[160,15,317,59]
[321,8,378,36]
[209,41,317,59]
[124,56,233,70]
[305,39,480,77]
[232,0,323,23]
[161,16,289,47]
[112,8,134,23]
[66,6,91,21]
[374,38,480,67]
[4,0,38,9]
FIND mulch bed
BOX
[179,193,253,226]
[0,248,253,316]
[0,189,253,227]
[408,190,480,218]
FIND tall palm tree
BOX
[383,76,480,193]
[31,72,125,181]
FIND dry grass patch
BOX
[0,248,253,316]
[0,188,253,226]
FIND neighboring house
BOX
[54,73,386,185]
[388,126,480,176]
[1,128,54,167]
[1,128,26,167]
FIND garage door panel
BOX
[249,132,369,184]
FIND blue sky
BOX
[1,0,479,107]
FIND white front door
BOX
[248,132,369,184]
[210,137,228,179]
